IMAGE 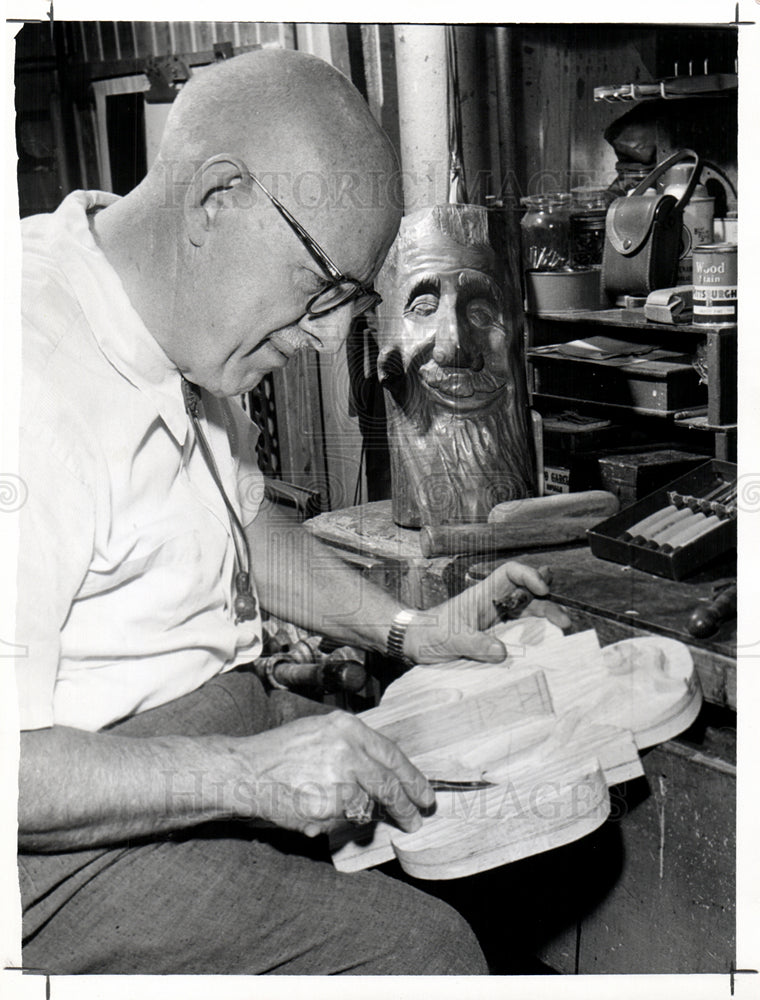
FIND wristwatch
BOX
[386,608,417,668]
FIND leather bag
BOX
[602,149,701,302]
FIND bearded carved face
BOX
[375,204,535,528]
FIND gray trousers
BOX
[19,668,488,975]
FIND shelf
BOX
[527,307,735,337]
[526,299,736,461]
[673,414,737,433]
[594,72,737,104]
[531,392,700,421]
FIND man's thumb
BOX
[451,628,507,664]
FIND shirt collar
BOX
[51,190,190,446]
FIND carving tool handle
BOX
[623,503,678,540]
[659,513,719,552]
[687,584,737,638]
[492,566,553,621]
[274,659,367,693]
[256,657,367,693]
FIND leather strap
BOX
[629,148,702,211]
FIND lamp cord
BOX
[181,376,258,623]
[446,25,468,204]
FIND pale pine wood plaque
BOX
[332,618,702,880]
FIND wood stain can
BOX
[692,243,737,325]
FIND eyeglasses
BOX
[247,170,382,320]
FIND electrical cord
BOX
[181,376,258,623]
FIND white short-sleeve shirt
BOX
[16,190,264,732]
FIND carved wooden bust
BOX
[375,204,535,527]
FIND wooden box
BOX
[541,413,627,455]
[597,449,708,507]
[587,460,736,580]
[529,350,707,415]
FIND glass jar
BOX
[607,160,652,199]
[570,187,611,267]
[520,193,571,271]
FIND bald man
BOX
[16,50,554,975]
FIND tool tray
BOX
[587,459,736,580]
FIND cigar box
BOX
[587,460,736,580]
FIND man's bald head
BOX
[158,49,392,177]
[147,48,401,251]
[99,48,402,397]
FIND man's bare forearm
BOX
[20,711,431,852]
[246,509,404,652]
[19,726,244,852]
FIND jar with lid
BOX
[607,160,652,198]
[519,193,571,271]
[570,187,611,267]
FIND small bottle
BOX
[520,193,571,271]
[570,187,611,267]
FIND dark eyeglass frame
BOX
[247,171,382,320]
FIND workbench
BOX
[306,501,736,974]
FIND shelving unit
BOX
[526,308,737,461]
[516,33,737,972]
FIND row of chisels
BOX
[621,480,736,553]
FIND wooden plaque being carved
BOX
[331,618,702,880]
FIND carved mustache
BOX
[378,345,506,383]
[418,358,507,397]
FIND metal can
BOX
[677,192,715,284]
[692,243,737,325]
[713,212,738,244]
[660,167,716,284]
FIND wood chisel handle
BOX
[658,511,718,549]
[647,506,695,542]
[274,659,367,693]
[492,566,553,620]
[687,584,737,638]
[257,657,367,693]
[624,504,678,538]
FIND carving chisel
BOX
[429,778,496,792]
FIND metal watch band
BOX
[386,608,417,666]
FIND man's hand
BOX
[234,711,434,838]
[403,561,572,665]
[19,713,434,851]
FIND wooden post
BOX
[392,25,449,211]
[453,25,490,203]
[288,23,364,510]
